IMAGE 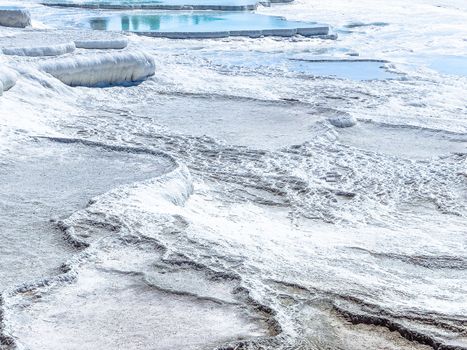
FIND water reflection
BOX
[86,12,317,32]
[89,13,224,31]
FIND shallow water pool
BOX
[429,55,467,77]
[82,12,329,38]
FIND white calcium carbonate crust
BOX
[74,39,128,50]
[38,51,156,87]
[1,42,76,57]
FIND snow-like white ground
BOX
[0,0,466,349]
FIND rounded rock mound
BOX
[328,113,357,128]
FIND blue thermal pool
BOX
[82,12,330,38]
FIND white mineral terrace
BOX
[0,1,466,350]
[38,51,156,86]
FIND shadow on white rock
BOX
[0,66,18,95]
[38,51,155,87]
[0,6,31,28]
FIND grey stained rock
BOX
[0,7,31,28]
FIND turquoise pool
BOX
[83,12,330,38]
